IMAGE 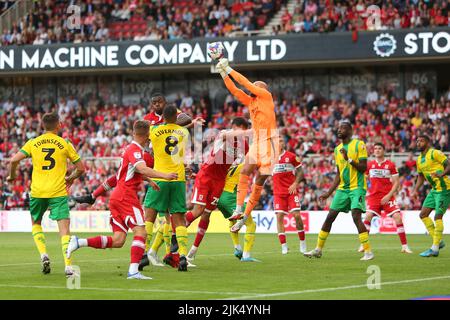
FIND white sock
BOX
[78,239,88,247]
[148,248,156,256]
[235,244,242,250]
[235,205,242,213]
[128,263,139,275]
[431,244,439,252]
[402,244,409,249]
[243,251,250,259]
[40,253,49,259]
[188,246,198,256]
[281,243,288,250]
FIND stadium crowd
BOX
[1,0,449,46]
[1,84,449,212]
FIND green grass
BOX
[0,233,449,300]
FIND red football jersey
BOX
[110,141,147,202]
[200,134,249,181]
[144,111,164,125]
[273,151,302,195]
[367,159,398,197]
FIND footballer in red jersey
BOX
[66,121,178,280]
[184,117,249,263]
[362,142,412,253]
[273,136,307,254]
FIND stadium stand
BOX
[1,0,449,45]
[1,87,449,211]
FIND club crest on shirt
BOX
[134,152,142,159]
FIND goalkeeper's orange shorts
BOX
[246,135,279,176]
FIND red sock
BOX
[87,236,112,249]
[278,233,286,245]
[297,230,305,241]
[93,175,117,198]
[193,218,210,247]
[396,223,407,245]
[130,236,146,264]
[185,211,195,226]
[364,220,371,233]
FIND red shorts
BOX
[191,171,225,212]
[366,195,400,217]
[273,194,301,214]
[109,198,145,233]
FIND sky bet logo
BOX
[373,33,397,57]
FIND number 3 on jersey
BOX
[42,148,56,170]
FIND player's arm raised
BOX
[6,151,27,182]
[319,167,341,203]
[218,58,270,98]
[217,64,252,105]
[135,162,177,181]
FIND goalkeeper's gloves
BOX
[216,58,233,78]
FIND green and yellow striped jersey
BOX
[417,148,450,192]
[334,139,368,191]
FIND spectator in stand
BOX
[406,84,420,102]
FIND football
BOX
[207,42,225,60]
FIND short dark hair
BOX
[42,112,59,130]
[134,120,150,136]
[418,134,431,142]
[339,119,352,128]
[231,117,249,129]
[151,92,165,101]
[163,104,178,123]
[374,142,385,150]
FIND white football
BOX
[207,42,225,60]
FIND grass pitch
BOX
[0,232,449,300]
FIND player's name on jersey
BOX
[273,163,296,173]
[153,128,188,137]
[32,138,65,150]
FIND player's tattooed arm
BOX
[319,167,340,202]
[6,151,27,182]
[66,160,86,187]
[289,166,306,195]
[135,162,178,180]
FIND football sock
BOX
[86,235,112,249]
[297,229,305,241]
[175,226,188,256]
[243,184,263,217]
[151,223,164,253]
[421,217,435,240]
[236,174,250,208]
[129,236,145,274]
[185,211,195,226]
[317,230,329,250]
[432,219,443,251]
[145,221,154,252]
[193,218,209,247]
[229,221,240,247]
[278,233,286,245]
[243,215,256,255]
[61,235,72,267]
[32,224,47,257]
[358,231,371,253]
[396,223,407,245]
[163,223,172,254]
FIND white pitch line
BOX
[221,275,450,300]
[0,246,401,268]
[0,284,255,296]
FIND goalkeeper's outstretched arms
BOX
[217,60,251,106]
[217,58,271,99]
